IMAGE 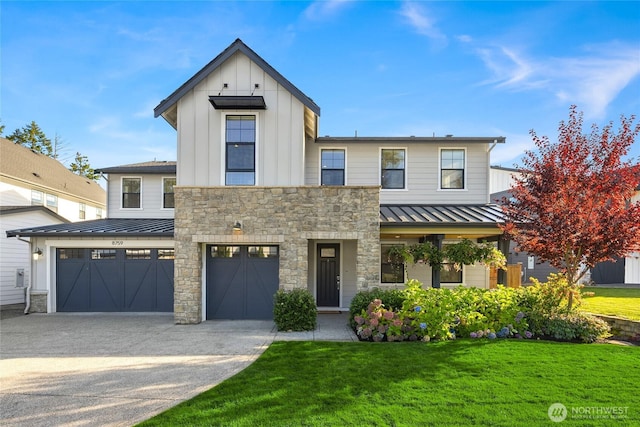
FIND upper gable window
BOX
[46,194,58,213]
[381,149,406,190]
[321,149,345,186]
[31,190,44,206]
[225,115,255,186]
[122,177,141,208]
[440,149,465,190]
[79,202,86,220]
[163,177,176,209]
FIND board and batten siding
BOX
[106,174,174,219]
[306,141,490,204]
[177,50,307,187]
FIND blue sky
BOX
[2,1,639,170]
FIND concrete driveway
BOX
[0,311,356,427]
[0,312,277,427]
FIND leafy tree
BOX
[69,152,100,181]
[6,121,53,156]
[501,106,640,309]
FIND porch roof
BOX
[380,204,506,227]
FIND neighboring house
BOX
[6,162,175,313]
[0,138,105,306]
[9,39,510,322]
[490,165,640,285]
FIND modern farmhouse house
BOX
[8,39,510,323]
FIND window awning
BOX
[208,96,266,110]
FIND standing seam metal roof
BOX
[380,204,506,225]
[6,219,174,237]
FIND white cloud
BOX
[474,42,640,119]
[303,0,351,21]
[399,2,447,46]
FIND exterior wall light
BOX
[32,248,43,260]
[232,222,242,231]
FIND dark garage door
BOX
[56,248,174,312]
[206,245,279,320]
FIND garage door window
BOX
[126,249,151,259]
[248,246,278,258]
[211,246,241,258]
[92,249,116,260]
[158,249,175,259]
[59,249,84,260]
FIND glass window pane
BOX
[321,170,344,186]
[381,245,404,283]
[163,178,176,193]
[158,249,175,260]
[381,149,405,169]
[123,193,141,208]
[227,144,255,170]
[248,246,278,258]
[31,190,44,205]
[126,249,151,260]
[382,170,405,189]
[59,249,84,260]
[211,246,240,258]
[321,150,345,169]
[441,264,463,283]
[441,170,464,189]
[123,178,140,193]
[91,249,116,260]
[226,172,255,186]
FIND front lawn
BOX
[581,287,640,320]
[138,340,639,426]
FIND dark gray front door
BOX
[317,244,340,307]
[56,248,174,312]
[206,245,279,320]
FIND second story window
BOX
[225,115,255,186]
[321,149,345,185]
[122,177,141,208]
[79,202,86,219]
[381,149,406,190]
[31,190,44,206]
[163,178,176,209]
[96,207,103,219]
[440,149,465,189]
[46,194,58,213]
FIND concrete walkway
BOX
[0,312,356,427]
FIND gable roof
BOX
[0,205,69,223]
[96,161,176,175]
[154,38,320,128]
[0,138,106,205]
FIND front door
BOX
[317,244,340,307]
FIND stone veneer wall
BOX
[29,291,48,313]
[174,186,381,324]
[593,314,640,342]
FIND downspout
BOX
[16,236,32,314]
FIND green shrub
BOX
[349,288,405,328]
[273,289,317,331]
[537,312,611,343]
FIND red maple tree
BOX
[501,106,640,300]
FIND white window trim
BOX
[319,147,347,186]
[438,147,468,191]
[31,189,44,205]
[379,147,408,191]
[220,113,260,186]
[161,176,176,210]
[120,176,143,210]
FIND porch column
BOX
[431,234,444,289]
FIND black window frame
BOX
[320,149,345,186]
[440,149,465,190]
[225,115,256,186]
[163,177,176,209]
[381,244,405,284]
[381,149,406,190]
[122,177,141,209]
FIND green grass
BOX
[581,287,640,320]
[138,340,640,426]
